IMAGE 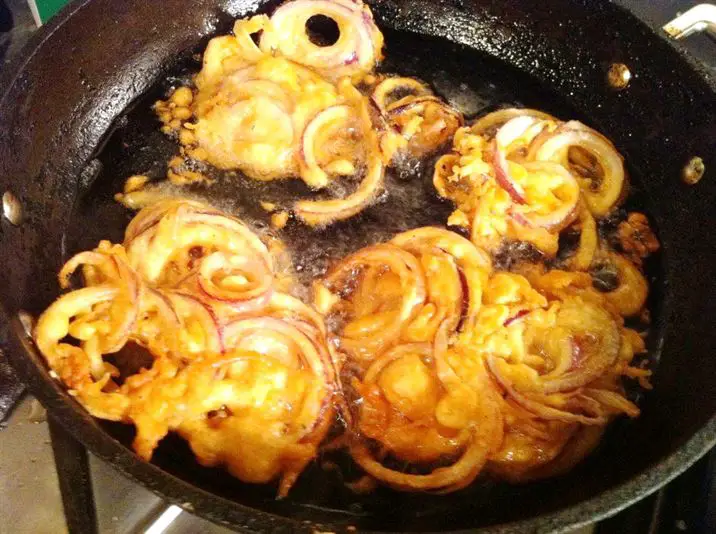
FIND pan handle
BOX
[662,4,716,40]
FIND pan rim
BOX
[1,0,715,531]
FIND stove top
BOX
[0,1,713,533]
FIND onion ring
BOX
[349,333,503,492]
[471,108,557,137]
[194,251,274,314]
[35,286,120,385]
[569,204,598,271]
[371,77,430,113]
[492,116,540,203]
[599,252,649,317]
[510,162,581,230]
[260,0,383,79]
[534,123,625,216]
[320,243,427,362]
[299,104,356,189]
[392,227,492,333]
[167,292,223,355]
[294,150,385,226]
[487,355,608,425]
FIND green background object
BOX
[28,0,72,24]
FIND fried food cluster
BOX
[434,109,629,257]
[35,200,338,496]
[121,0,462,227]
[314,228,651,489]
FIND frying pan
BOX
[1,0,715,532]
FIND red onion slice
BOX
[221,317,330,393]
[534,125,625,216]
[486,298,620,404]
[601,252,648,317]
[349,433,492,492]
[299,105,354,189]
[101,255,143,354]
[492,116,540,203]
[504,308,530,327]
[124,200,216,248]
[196,251,274,313]
[187,212,271,266]
[472,108,557,137]
[582,388,640,418]
[58,251,115,289]
[371,77,430,113]
[127,206,273,286]
[391,227,492,334]
[486,355,607,425]
[570,205,598,271]
[294,151,384,226]
[321,243,427,360]
[232,15,270,63]
[35,286,121,382]
[57,249,142,356]
[260,0,383,79]
[350,332,503,492]
[167,292,223,355]
[539,300,621,394]
[510,162,581,230]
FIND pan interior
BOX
[60,26,663,531]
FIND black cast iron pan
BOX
[1,0,715,532]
